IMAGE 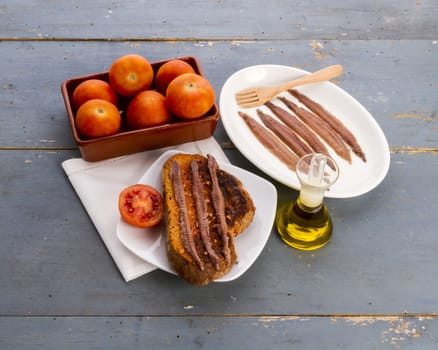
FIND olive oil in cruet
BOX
[276,153,339,250]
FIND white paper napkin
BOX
[61,137,229,282]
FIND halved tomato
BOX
[118,184,164,228]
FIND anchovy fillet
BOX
[264,101,331,158]
[238,111,299,171]
[279,96,352,163]
[207,155,231,265]
[289,89,367,162]
[256,109,313,158]
[190,159,222,270]
[170,160,204,271]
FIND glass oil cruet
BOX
[276,153,340,250]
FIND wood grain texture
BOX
[1,0,437,348]
[1,150,438,316]
[0,0,437,40]
[1,316,438,350]
[0,40,437,149]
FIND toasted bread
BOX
[162,153,255,285]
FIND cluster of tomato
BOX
[72,54,216,139]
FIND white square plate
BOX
[116,150,277,282]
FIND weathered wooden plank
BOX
[0,40,437,149]
[0,0,437,40]
[1,315,437,350]
[1,149,438,316]
[1,1,436,348]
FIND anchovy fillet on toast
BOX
[162,153,255,286]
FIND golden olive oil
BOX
[276,197,333,250]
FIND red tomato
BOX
[155,59,195,95]
[109,54,154,97]
[119,184,164,228]
[75,99,121,139]
[126,90,171,129]
[166,73,215,119]
[72,79,118,109]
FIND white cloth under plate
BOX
[61,137,229,282]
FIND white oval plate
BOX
[116,150,277,282]
[219,64,390,198]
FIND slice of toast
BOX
[162,153,255,285]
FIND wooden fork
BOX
[235,64,343,108]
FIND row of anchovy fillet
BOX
[169,155,231,272]
[238,89,367,171]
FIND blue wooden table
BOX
[1,1,438,348]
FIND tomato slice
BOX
[118,184,163,228]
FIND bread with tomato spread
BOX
[162,153,255,286]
